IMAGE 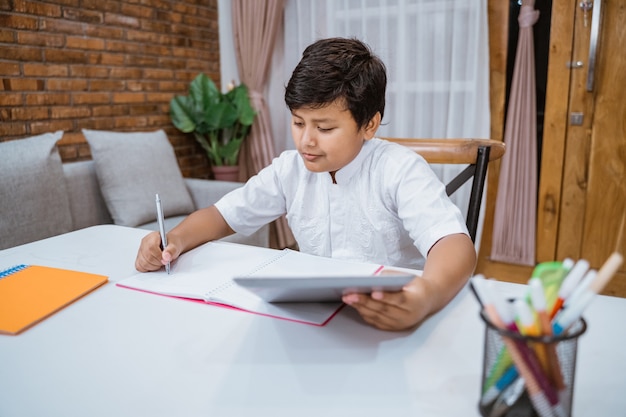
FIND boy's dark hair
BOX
[285,37,387,130]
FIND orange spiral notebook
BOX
[0,264,108,335]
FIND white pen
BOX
[155,194,170,274]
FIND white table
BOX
[0,225,624,417]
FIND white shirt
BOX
[215,138,468,269]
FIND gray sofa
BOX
[0,130,268,251]
[63,160,269,245]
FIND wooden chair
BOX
[380,138,506,243]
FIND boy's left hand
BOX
[342,278,433,331]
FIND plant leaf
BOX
[169,96,196,133]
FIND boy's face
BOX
[290,99,380,175]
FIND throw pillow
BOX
[0,131,73,250]
[82,129,195,227]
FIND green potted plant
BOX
[169,73,256,180]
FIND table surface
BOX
[0,225,624,417]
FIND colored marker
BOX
[563,269,596,308]
[553,253,623,335]
[480,279,558,417]
[529,277,565,391]
[549,259,589,319]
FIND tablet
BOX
[232,274,414,303]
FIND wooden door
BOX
[537,0,626,294]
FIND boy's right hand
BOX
[135,231,181,272]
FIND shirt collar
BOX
[330,139,376,184]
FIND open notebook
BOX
[117,241,390,326]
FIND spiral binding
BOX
[0,264,29,279]
[242,249,290,276]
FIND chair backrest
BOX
[380,138,505,242]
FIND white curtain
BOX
[268,0,491,248]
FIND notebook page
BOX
[206,250,382,325]
[117,241,281,299]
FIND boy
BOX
[136,37,476,331]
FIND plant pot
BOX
[212,165,240,182]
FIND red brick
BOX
[146,114,171,126]
[126,55,159,67]
[143,0,172,10]
[189,38,218,50]
[143,68,174,80]
[13,0,62,17]
[3,78,45,91]
[162,35,188,48]
[0,122,27,137]
[11,106,49,121]
[0,62,21,76]
[69,65,110,78]
[105,40,139,54]
[0,46,42,61]
[109,67,143,79]
[66,36,106,50]
[2,0,218,173]
[127,80,159,92]
[114,116,148,128]
[0,93,23,106]
[50,106,91,119]
[39,18,85,35]
[58,143,79,160]
[45,49,89,64]
[171,47,203,59]
[111,92,145,103]
[103,13,139,28]
[40,0,76,6]
[91,104,129,117]
[120,3,154,19]
[89,79,125,91]
[25,93,71,105]
[75,118,115,131]
[47,79,88,91]
[155,10,183,23]
[23,63,69,77]
[86,52,125,66]
[72,92,110,104]
[129,104,160,115]
[159,57,187,70]
[0,14,38,30]
[125,29,156,43]
[83,24,124,39]
[29,119,74,134]
[80,0,121,13]
[0,29,15,43]
[140,20,170,34]
[63,8,103,24]
[171,3,194,14]
[76,143,92,159]
[17,31,65,47]
[57,131,86,145]
[187,59,214,71]
[158,81,188,92]
[145,92,175,103]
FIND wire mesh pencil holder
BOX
[478,310,587,417]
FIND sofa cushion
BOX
[83,129,195,227]
[63,160,113,229]
[0,131,73,250]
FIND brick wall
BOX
[0,0,221,178]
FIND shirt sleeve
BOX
[214,157,288,236]
[390,149,469,256]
